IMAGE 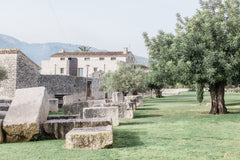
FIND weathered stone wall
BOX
[0,54,17,99]
[38,75,85,98]
[91,78,105,100]
[16,53,40,89]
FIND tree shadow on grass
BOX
[113,130,144,148]
[120,121,154,126]
[226,102,240,106]
[137,107,159,110]
[134,114,163,119]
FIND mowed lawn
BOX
[1,91,240,160]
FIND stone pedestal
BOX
[66,125,113,149]
[49,98,58,112]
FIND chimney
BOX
[123,47,128,54]
[58,49,65,53]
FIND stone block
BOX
[43,118,112,139]
[66,125,113,149]
[63,94,82,105]
[83,107,119,126]
[118,102,134,119]
[63,102,88,118]
[112,92,123,104]
[3,87,49,142]
[0,103,10,111]
[88,100,106,107]
[125,95,143,110]
[49,98,59,112]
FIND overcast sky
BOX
[0,0,200,58]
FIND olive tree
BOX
[144,0,240,114]
[100,63,148,96]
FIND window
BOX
[94,67,98,72]
[99,57,104,61]
[78,68,83,77]
[111,57,116,60]
[60,58,65,60]
[60,68,64,74]
[84,57,90,61]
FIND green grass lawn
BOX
[1,91,240,160]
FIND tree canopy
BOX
[100,63,148,96]
[144,0,240,114]
[78,46,91,52]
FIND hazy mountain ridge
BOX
[0,34,148,66]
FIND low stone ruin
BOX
[3,87,49,142]
[88,100,106,107]
[83,107,119,126]
[112,92,124,105]
[43,118,112,139]
[63,102,88,118]
[48,98,59,112]
[117,102,134,119]
[66,125,113,149]
[125,95,143,110]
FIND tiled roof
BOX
[50,51,131,58]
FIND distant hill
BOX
[0,34,148,66]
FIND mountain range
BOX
[0,34,148,66]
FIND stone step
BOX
[47,114,80,120]
[43,118,112,139]
[66,125,113,149]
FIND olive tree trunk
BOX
[209,82,227,114]
[155,89,163,98]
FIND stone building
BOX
[41,48,136,77]
[0,49,105,101]
[0,49,40,99]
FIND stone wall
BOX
[38,75,105,100]
[0,54,17,99]
[16,53,40,89]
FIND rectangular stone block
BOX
[88,100,106,107]
[125,95,143,110]
[43,118,112,139]
[112,92,123,105]
[117,102,134,119]
[49,98,59,112]
[83,107,119,126]
[66,125,113,149]
[3,87,49,142]
[63,102,88,118]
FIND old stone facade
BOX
[41,48,136,77]
[0,49,105,100]
[0,49,40,99]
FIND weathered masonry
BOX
[0,49,40,99]
[0,49,105,101]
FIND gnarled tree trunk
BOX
[209,82,227,114]
[155,89,163,98]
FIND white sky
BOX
[0,0,200,58]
